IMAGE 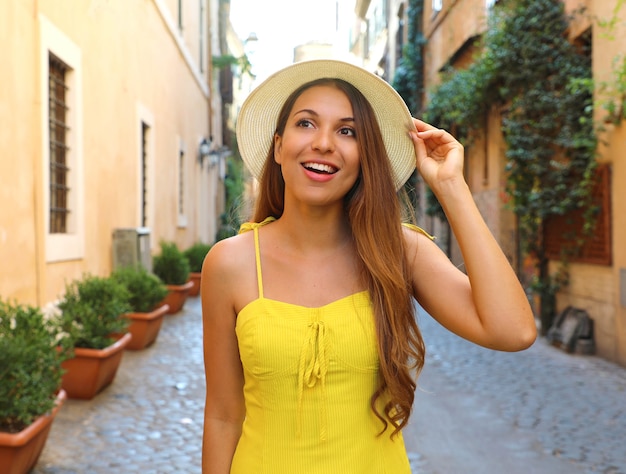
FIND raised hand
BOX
[409,118,465,194]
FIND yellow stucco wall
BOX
[0,0,220,306]
[423,0,489,88]
[610,122,626,365]
[555,0,626,366]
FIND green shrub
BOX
[111,266,168,313]
[0,299,70,433]
[153,241,190,285]
[183,242,212,273]
[57,274,131,349]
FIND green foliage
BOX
[183,242,212,273]
[57,274,131,349]
[596,54,626,123]
[153,241,191,285]
[218,143,246,241]
[393,0,426,115]
[212,54,239,69]
[0,299,70,432]
[111,266,168,313]
[422,0,598,326]
[213,54,255,79]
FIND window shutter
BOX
[544,164,611,266]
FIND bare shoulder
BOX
[201,232,257,315]
[402,224,453,287]
[202,232,254,277]
[402,224,439,256]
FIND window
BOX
[48,55,70,234]
[199,0,206,73]
[177,140,187,228]
[179,150,185,215]
[40,15,84,262]
[544,164,612,266]
[178,0,183,30]
[141,122,149,227]
[136,103,155,233]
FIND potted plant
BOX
[153,241,193,314]
[0,299,69,474]
[56,274,133,400]
[111,266,170,350]
[183,242,212,297]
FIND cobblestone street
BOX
[405,306,626,474]
[34,297,206,473]
[33,297,626,473]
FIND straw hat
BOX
[236,59,416,190]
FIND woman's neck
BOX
[272,204,353,255]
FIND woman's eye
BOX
[339,127,356,137]
[296,119,314,128]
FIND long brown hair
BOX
[252,78,425,436]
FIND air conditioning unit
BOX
[112,227,152,272]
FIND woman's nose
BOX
[311,128,335,153]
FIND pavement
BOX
[33,296,626,473]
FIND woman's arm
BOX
[407,118,536,351]
[201,239,246,473]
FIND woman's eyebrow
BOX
[293,109,355,123]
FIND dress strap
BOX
[402,222,436,240]
[253,226,264,299]
[238,217,276,299]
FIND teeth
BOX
[303,162,337,174]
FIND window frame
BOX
[40,14,85,263]
[177,138,188,228]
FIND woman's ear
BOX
[273,134,282,165]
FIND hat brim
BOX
[236,59,416,190]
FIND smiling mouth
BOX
[302,162,338,174]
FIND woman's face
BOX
[274,84,361,208]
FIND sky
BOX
[229,0,347,84]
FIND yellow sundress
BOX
[230,219,417,473]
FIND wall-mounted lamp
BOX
[198,137,212,166]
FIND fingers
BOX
[411,117,461,149]
[408,129,429,174]
[412,118,448,141]
[412,117,436,132]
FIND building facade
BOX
[0,0,225,306]
[348,0,625,367]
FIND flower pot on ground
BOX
[111,266,169,350]
[60,332,132,399]
[160,281,194,314]
[0,299,70,474]
[0,390,66,474]
[56,274,132,399]
[183,242,212,297]
[153,241,192,314]
[122,304,170,350]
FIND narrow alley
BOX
[33,297,626,473]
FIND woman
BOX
[201,60,536,473]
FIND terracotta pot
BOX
[0,390,66,474]
[188,272,201,297]
[162,281,194,314]
[60,332,132,400]
[125,304,170,350]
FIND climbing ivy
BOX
[393,0,425,115]
[212,54,255,79]
[421,0,598,331]
[393,0,430,217]
[595,0,626,123]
